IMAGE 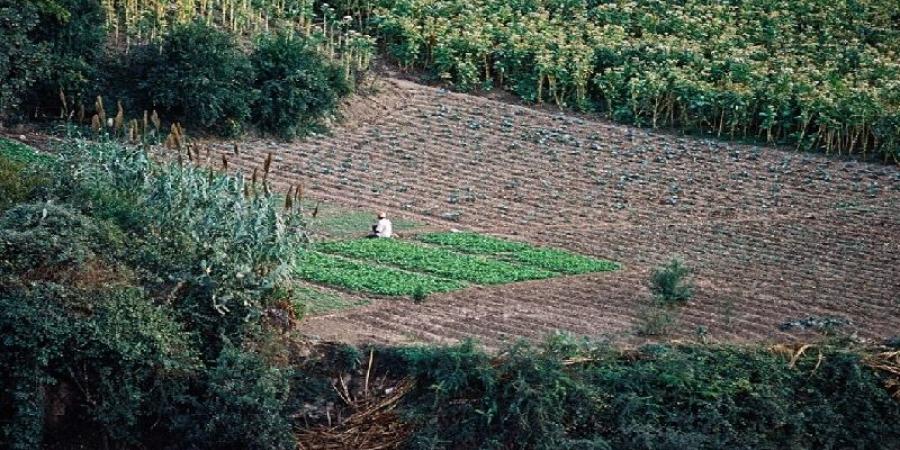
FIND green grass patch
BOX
[290,285,369,316]
[0,137,52,165]
[307,205,421,239]
[316,238,556,284]
[419,232,620,274]
[0,138,52,212]
[294,251,465,296]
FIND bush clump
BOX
[0,155,46,213]
[2,3,358,138]
[0,3,45,120]
[0,285,200,449]
[23,0,106,117]
[251,33,351,138]
[189,341,295,449]
[0,138,307,448]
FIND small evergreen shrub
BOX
[649,258,695,305]
[412,284,428,303]
[251,33,351,138]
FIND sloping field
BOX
[195,78,899,349]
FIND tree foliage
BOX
[251,33,351,138]
[0,2,46,119]
[0,0,106,120]
[130,21,255,134]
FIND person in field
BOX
[369,211,393,238]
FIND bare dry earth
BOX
[198,78,899,349]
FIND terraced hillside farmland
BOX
[195,78,899,349]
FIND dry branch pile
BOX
[296,377,415,450]
[866,350,900,400]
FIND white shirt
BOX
[374,218,393,238]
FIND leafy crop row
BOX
[513,248,620,274]
[316,238,556,284]
[419,231,532,254]
[419,232,620,274]
[294,251,465,296]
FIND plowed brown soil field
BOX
[197,78,899,349]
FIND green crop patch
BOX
[296,234,618,298]
[419,232,620,274]
[316,238,556,284]
[294,251,465,296]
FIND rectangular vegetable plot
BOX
[295,252,465,296]
[419,232,621,274]
[316,238,556,284]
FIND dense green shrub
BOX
[0,1,105,120]
[47,139,309,349]
[252,33,351,138]
[131,21,255,134]
[0,138,304,448]
[385,340,604,449]
[189,341,296,449]
[0,155,46,212]
[3,4,360,137]
[23,0,106,117]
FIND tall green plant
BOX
[50,139,309,343]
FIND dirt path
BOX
[186,77,899,349]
